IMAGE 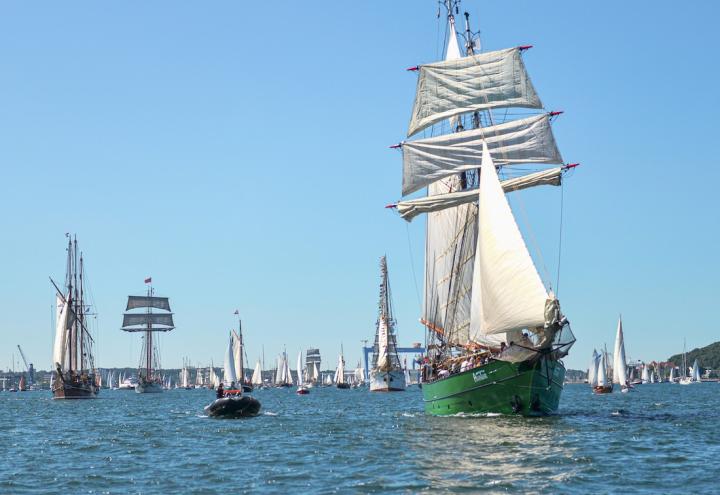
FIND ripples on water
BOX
[2,383,719,494]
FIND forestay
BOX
[397,167,563,221]
[408,47,542,137]
[402,114,562,195]
[468,142,548,340]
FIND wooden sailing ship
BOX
[121,280,175,393]
[369,256,405,392]
[388,0,577,415]
[51,235,99,399]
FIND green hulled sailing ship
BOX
[391,1,576,415]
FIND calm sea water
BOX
[1,383,718,494]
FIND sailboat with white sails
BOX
[335,346,350,389]
[296,352,309,395]
[251,359,263,389]
[369,256,405,392]
[51,235,99,399]
[613,316,630,392]
[275,351,293,388]
[390,1,576,415]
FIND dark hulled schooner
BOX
[390,1,576,415]
[51,236,99,399]
[121,281,175,393]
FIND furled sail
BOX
[223,332,237,386]
[613,317,628,387]
[121,313,174,330]
[408,47,542,137]
[397,167,563,221]
[469,142,549,340]
[125,296,171,311]
[402,114,561,195]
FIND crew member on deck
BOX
[216,383,224,399]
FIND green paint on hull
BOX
[422,357,566,416]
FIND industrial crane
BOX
[16,345,34,386]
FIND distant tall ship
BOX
[389,1,576,415]
[369,257,405,392]
[121,279,175,393]
[51,236,99,399]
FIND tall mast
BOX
[79,252,85,371]
[146,284,152,380]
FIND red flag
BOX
[144,277,152,284]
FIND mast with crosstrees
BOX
[121,279,174,394]
[50,235,99,399]
[388,0,577,415]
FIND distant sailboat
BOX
[335,347,350,389]
[669,367,676,383]
[594,352,612,394]
[121,280,174,394]
[641,364,650,384]
[691,359,701,382]
[251,360,263,389]
[369,257,406,392]
[588,349,600,389]
[50,236,99,399]
[296,352,309,395]
[613,317,629,392]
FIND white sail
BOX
[469,142,549,340]
[691,359,701,382]
[275,356,283,384]
[597,353,608,387]
[232,330,244,383]
[335,354,346,384]
[397,167,564,221]
[641,365,650,383]
[311,362,319,382]
[613,317,628,387]
[52,294,71,370]
[223,332,237,386]
[402,114,562,195]
[421,17,478,347]
[376,318,390,371]
[296,352,304,387]
[285,353,293,385]
[251,360,263,385]
[669,367,676,382]
[588,349,599,387]
[408,47,542,137]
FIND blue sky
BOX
[1,1,718,373]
